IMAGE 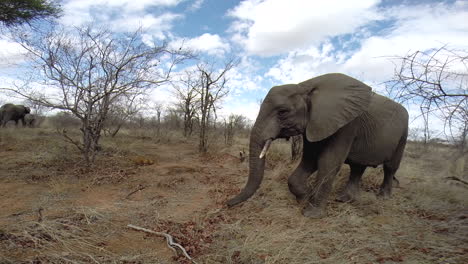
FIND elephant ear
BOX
[300,73,372,142]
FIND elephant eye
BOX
[278,109,289,117]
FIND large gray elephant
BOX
[0,103,31,127]
[227,73,408,218]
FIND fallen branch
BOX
[445,176,468,186]
[127,224,197,264]
[37,207,44,222]
[125,184,147,199]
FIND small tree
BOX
[387,46,468,152]
[163,107,184,130]
[0,0,61,26]
[103,94,143,138]
[224,114,247,146]
[6,25,191,166]
[172,72,199,137]
[152,101,164,137]
[194,59,237,152]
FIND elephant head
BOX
[24,114,36,127]
[227,73,372,207]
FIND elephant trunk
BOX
[227,126,269,207]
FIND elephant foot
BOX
[393,177,400,188]
[336,192,355,203]
[336,184,359,203]
[288,184,308,204]
[295,197,304,204]
[302,203,326,218]
[377,188,392,199]
[294,192,308,204]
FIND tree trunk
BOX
[111,124,122,138]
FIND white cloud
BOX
[112,13,182,39]
[264,2,468,86]
[342,2,468,84]
[171,33,230,56]
[60,0,184,39]
[228,69,264,94]
[265,42,339,83]
[0,39,28,69]
[228,0,382,56]
[63,0,183,14]
[149,85,176,106]
[188,0,205,12]
[220,100,259,122]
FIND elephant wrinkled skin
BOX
[0,104,31,127]
[227,73,409,218]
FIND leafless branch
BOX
[386,46,468,151]
[127,224,198,264]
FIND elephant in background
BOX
[24,114,37,127]
[0,104,31,127]
[227,73,409,218]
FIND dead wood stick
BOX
[127,224,197,264]
[125,185,147,199]
[446,176,468,185]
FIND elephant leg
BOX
[303,125,356,218]
[378,165,395,198]
[378,134,406,198]
[393,176,400,188]
[288,159,317,202]
[288,139,319,202]
[1,114,11,127]
[336,164,366,202]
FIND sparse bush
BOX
[44,112,81,129]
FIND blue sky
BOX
[1,0,467,131]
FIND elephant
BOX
[24,114,36,127]
[0,103,31,127]
[227,73,408,218]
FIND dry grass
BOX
[0,127,467,263]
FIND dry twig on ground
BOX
[125,184,148,199]
[127,224,198,264]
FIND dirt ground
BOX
[0,128,467,263]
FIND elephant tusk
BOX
[259,139,272,159]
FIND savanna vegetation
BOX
[0,111,467,263]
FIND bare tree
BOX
[163,107,184,130]
[194,59,237,152]
[387,46,468,152]
[172,71,199,137]
[224,114,247,146]
[103,93,143,138]
[23,98,49,116]
[4,25,191,166]
[152,101,164,137]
